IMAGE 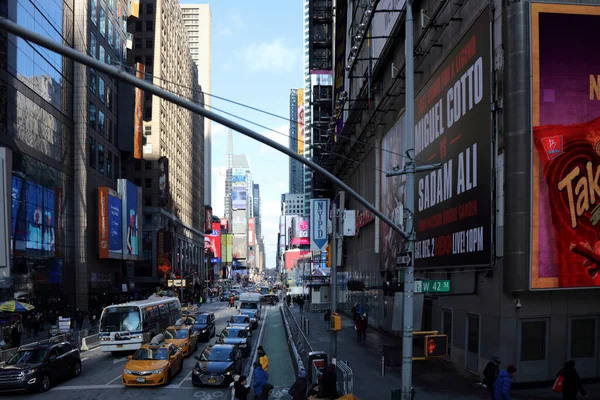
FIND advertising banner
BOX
[11,176,26,252]
[233,234,247,259]
[118,179,141,259]
[530,3,600,289]
[133,62,145,159]
[297,89,305,155]
[333,0,347,136]
[204,205,212,233]
[98,187,122,259]
[158,156,169,207]
[411,9,491,269]
[232,168,247,188]
[232,210,247,234]
[291,216,310,246]
[248,218,256,246]
[22,181,55,252]
[221,218,230,233]
[157,230,172,277]
[232,187,247,210]
[285,249,311,271]
[207,221,221,262]
[290,89,298,147]
[224,233,233,263]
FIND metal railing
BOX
[336,359,354,395]
[281,302,312,374]
[308,302,330,313]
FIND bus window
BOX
[100,306,142,332]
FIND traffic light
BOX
[325,241,332,268]
[424,334,448,357]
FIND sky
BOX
[180,0,304,269]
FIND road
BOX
[2,302,266,400]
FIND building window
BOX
[90,0,97,25]
[108,0,114,14]
[98,111,105,136]
[146,40,153,49]
[98,144,105,174]
[145,55,153,67]
[89,102,97,129]
[570,318,596,359]
[108,20,114,48]
[98,77,105,103]
[144,126,152,136]
[99,7,106,37]
[107,119,113,143]
[90,69,97,94]
[145,178,152,188]
[146,3,154,14]
[135,21,142,31]
[145,161,152,170]
[144,196,152,206]
[520,320,547,361]
[106,86,112,111]
[114,155,120,179]
[99,45,105,64]
[134,178,141,187]
[146,21,154,31]
[134,38,142,49]
[134,55,142,64]
[134,160,141,171]
[89,138,96,168]
[144,107,152,120]
[107,150,113,178]
[144,214,152,225]
[89,33,97,58]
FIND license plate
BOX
[136,378,145,383]
[208,379,216,384]
[117,344,123,348]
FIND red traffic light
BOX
[424,334,448,357]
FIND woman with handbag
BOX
[555,361,588,400]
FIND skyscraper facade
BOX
[303,0,311,216]
[289,89,303,194]
[180,4,212,206]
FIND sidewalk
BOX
[255,305,294,399]
[290,306,486,400]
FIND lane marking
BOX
[106,375,122,385]
[84,346,101,353]
[51,384,210,391]
[81,357,89,362]
[112,356,129,364]
[178,369,193,387]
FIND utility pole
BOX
[329,203,337,359]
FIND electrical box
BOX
[330,313,342,331]
[342,210,356,236]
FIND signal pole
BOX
[329,203,337,359]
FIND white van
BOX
[239,293,262,319]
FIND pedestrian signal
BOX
[424,334,448,357]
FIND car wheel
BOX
[40,374,51,392]
[73,361,82,377]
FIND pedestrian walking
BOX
[557,360,588,400]
[229,296,235,308]
[355,314,365,342]
[252,361,269,400]
[361,313,368,341]
[288,369,308,400]
[258,383,274,399]
[258,346,269,372]
[493,365,516,400]
[234,375,251,400]
[351,303,358,323]
[298,297,304,313]
[324,309,331,332]
[482,355,501,399]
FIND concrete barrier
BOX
[81,333,100,351]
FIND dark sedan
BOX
[220,292,231,302]
[228,315,251,330]
[191,312,216,341]
[191,344,243,387]
[217,327,252,357]
[239,310,259,330]
[0,342,81,393]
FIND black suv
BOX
[0,341,81,393]
[192,312,216,341]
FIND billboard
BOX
[157,230,172,277]
[221,218,230,233]
[232,168,247,188]
[290,216,310,246]
[118,179,141,259]
[232,210,247,234]
[333,0,347,136]
[411,9,491,269]
[530,3,600,289]
[224,233,233,263]
[232,187,247,210]
[204,205,212,233]
[207,221,221,262]
[285,249,311,271]
[233,234,247,259]
[98,187,122,259]
[248,218,256,246]
[15,180,56,253]
[133,62,144,159]
[297,89,305,156]
[158,156,169,207]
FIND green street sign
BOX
[415,280,450,293]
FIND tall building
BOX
[224,129,233,220]
[126,0,205,293]
[289,89,303,194]
[180,4,212,206]
[282,193,305,216]
[303,0,311,216]
[253,183,261,238]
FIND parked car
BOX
[0,341,81,393]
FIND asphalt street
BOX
[0,301,267,400]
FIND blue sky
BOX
[180,0,304,269]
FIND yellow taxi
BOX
[164,319,199,357]
[122,334,183,387]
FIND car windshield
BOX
[133,348,168,360]
[230,316,248,323]
[165,328,188,339]
[194,314,208,324]
[222,328,248,338]
[100,306,141,332]
[241,311,255,317]
[200,348,233,362]
[7,349,48,365]
[240,303,257,309]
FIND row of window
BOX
[90,0,127,62]
[88,137,119,180]
[89,69,113,110]
[89,102,115,143]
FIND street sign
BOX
[414,280,450,293]
[396,251,412,266]
[310,199,330,251]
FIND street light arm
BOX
[0,17,410,240]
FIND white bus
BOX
[99,296,181,353]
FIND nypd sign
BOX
[310,199,330,251]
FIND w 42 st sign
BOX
[414,280,450,293]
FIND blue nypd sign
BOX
[310,199,330,251]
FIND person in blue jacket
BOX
[252,361,269,400]
[493,365,517,400]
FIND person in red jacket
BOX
[355,314,366,342]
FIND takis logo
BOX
[541,135,564,160]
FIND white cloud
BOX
[217,11,244,36]
[212,123,228,138]
[242,40,299,73]
[259,124,291,154]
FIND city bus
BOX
[99,296,181,353]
